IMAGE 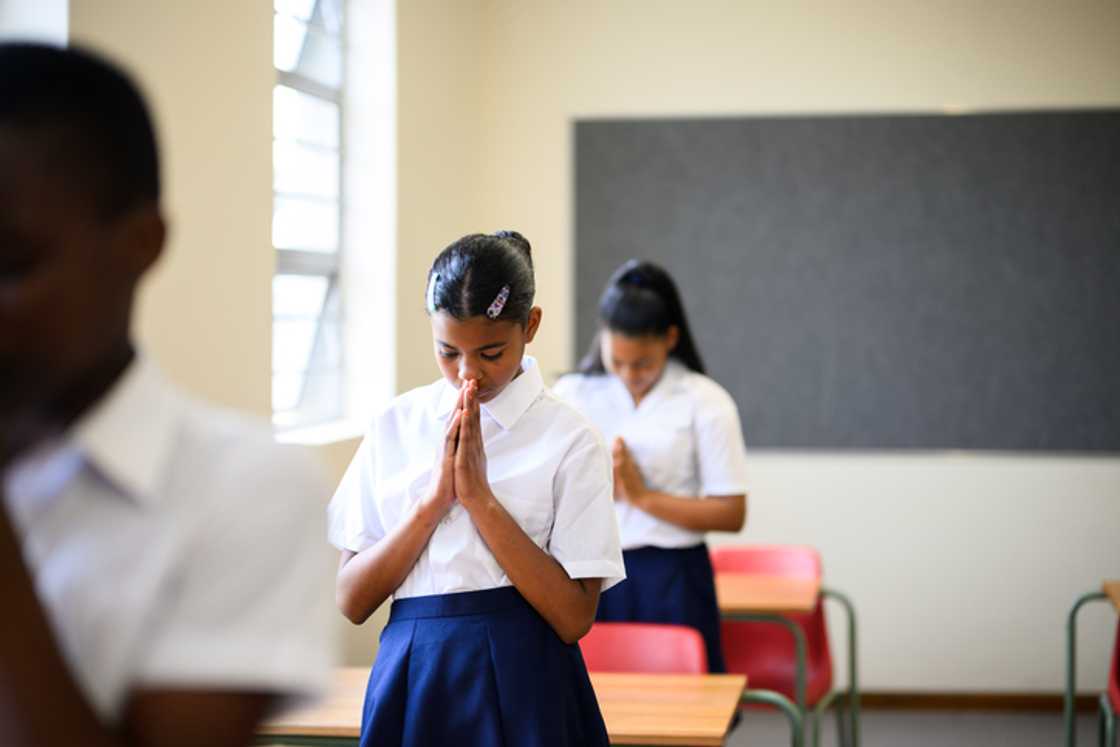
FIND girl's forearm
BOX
[631,492,747,533]
[467,496,599,644]
[335,500,444,624]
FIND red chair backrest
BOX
[580,622,709,674]
[710,545,833,705]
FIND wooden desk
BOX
[714,573,820,616]
[591,672,745,746]
[259,667,365,742]
[1104,580,1120,614]
[258,667,746,747]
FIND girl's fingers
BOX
[445,410,462,453]
[462,382,476,429]
[456,404,470,464]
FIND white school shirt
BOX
[2,357,336,723]
[327,356,625,598]
[552,360,749,551]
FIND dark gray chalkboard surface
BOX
[574,112,1120,451]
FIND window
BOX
[272,0,345,429]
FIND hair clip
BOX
[426,272,440,312]
[486,285,511,319]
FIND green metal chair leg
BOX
[1067,591,1108,747]
[743,688,804,747]
[836,693,851,747]
[822,588,860,747]
[809,688,841,747]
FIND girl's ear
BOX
[523,306,543,344]
[665,324,680,352]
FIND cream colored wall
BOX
[69,0,273,417]
[394,0,1120,691]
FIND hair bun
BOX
[493,230,532,260]
[617,258,649,287]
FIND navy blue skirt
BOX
[597,543,726,673]
[361,586,609,747]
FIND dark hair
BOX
[578,259,706,375]
[425,231,535,324]
[0,42,160,219]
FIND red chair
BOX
[711,545,858,747]
[579,622,708,674]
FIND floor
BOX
[727,708,1100,746]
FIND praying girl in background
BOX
[553,259,749,673]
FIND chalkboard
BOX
[574,112,1120,451]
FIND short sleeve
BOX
[694,384,750,496]
[326,436,384,553]
[134,445,337,703]
[547,430,626,592]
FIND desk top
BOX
[1104,580,1120,614]
[259,667,746,747]
[591,671,746,746]
[715,573,820,615]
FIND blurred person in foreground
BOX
[0,42,334,747]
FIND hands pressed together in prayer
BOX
[611,437,649,507]
[425,379,494,519]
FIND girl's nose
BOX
[459,359,480,383]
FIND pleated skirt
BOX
[360,585,609,747]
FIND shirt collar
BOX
[70,355,180,505]
[435,355,544,431]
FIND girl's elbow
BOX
[560,619,593,646]
[559,606,596,645]
[336,585,371,625]
[340,604,370,626]
[729,511,746,533]
[730,496,748,532]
